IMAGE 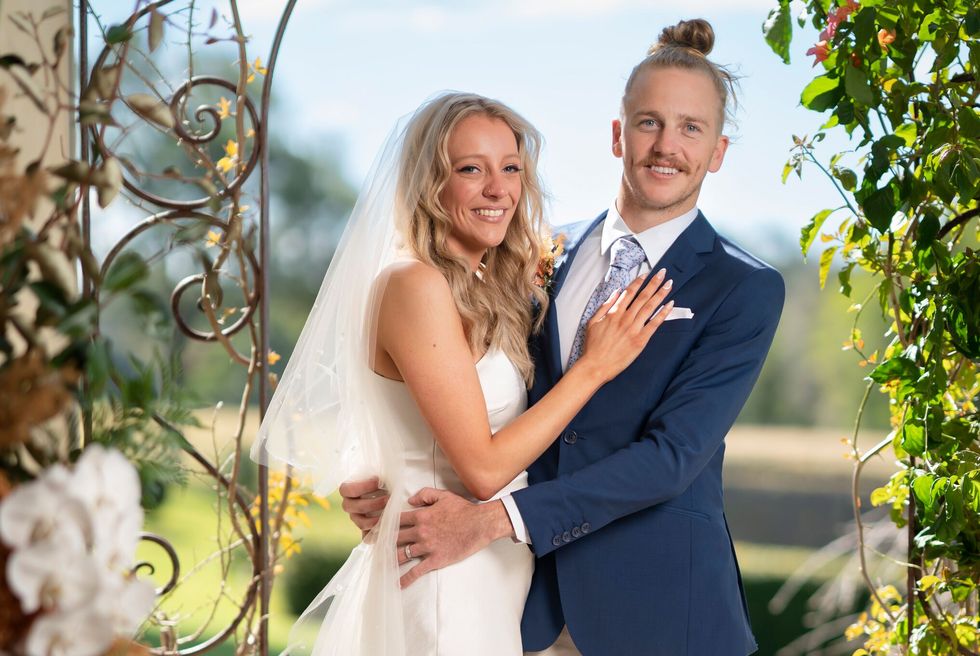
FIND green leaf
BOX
[834,167,858,191]
[103,252,148,293]
[861,184,896,232]
[57,300,97,339]
[844,65,874,106]
[800,208,834,258]
[902,423,926,457]
[85,338,111,398]
[801,75,841,112]
[912,473,935,506]
[917,10,941,42]
[967,7,980,36]
[870,486,891,507]
[869,356,918,384]
[838,261,855,296]
[105,24,132,44]
[763,3,793,64]
[916,212,940,250]
[894,122,917,147]
[818,246,837,289]
[958,107,980,140]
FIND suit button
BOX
[563,430,578,445]
[571,526,582,538]
[552,535,562,547]
[561,531,572,543]
[581,522,592,534]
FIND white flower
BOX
[0,445,154,649]
[24,607,115,656]
[6,541,100,614]
[93,573,157,634]
[68,444,144,571]
[0,469,90,551]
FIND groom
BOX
[341,19,783,656]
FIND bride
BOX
[252,92,673,655]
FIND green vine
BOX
[765,0,979,653]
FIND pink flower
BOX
[825,0,859,39]
[807,40,832,66]
[877,28,896,49]
[835,0,859,21]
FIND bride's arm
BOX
[379,261,671,501]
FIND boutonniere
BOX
[533,230,566,291]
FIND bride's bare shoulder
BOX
[377,260,453,313]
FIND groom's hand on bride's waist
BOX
[397,488,516,589]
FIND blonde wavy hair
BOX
[395,92,549,385]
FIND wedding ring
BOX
[404,544,413,560]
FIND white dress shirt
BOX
[500,202,700,544]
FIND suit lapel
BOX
[542,213,606,382]
[647,212,715,301]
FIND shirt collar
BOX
[600,202,700,262]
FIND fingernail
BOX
[658,268,667,278]
[664,279,673,289]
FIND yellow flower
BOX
[268,351,281,365]
[217,96,231,119]
[205,229,221,247]
[216,139,239,174]
[253,57,267,75]
[216,157,235,173]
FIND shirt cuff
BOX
[501,493,531,544]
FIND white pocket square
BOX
[665,306,694,321]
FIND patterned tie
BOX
[567,236,647,367]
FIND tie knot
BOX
[610,236,646,271]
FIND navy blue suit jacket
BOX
[512,211,784,656]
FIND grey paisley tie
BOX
[567,236,647,367]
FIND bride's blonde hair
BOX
[396,92,548,385]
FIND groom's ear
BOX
[707,134,730,173]
[612,119,624,158]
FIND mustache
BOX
[639,159,685,170]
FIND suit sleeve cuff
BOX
[501,494,532,544]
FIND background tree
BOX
[764,0,979,653]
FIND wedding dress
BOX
[381,348,533,655]
[251,96,535,655]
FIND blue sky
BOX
[97,0,848,262]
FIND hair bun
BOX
[647,18,715,56]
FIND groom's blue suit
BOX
[512,211,784,656]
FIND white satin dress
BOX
[376,348,534,655]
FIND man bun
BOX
[648,18,715,57]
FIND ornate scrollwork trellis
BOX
[77,1,298,653]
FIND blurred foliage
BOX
[0,7,191,503]
[765,0,979,652]
[279,544,349,616]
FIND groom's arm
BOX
[512,266,784,555]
